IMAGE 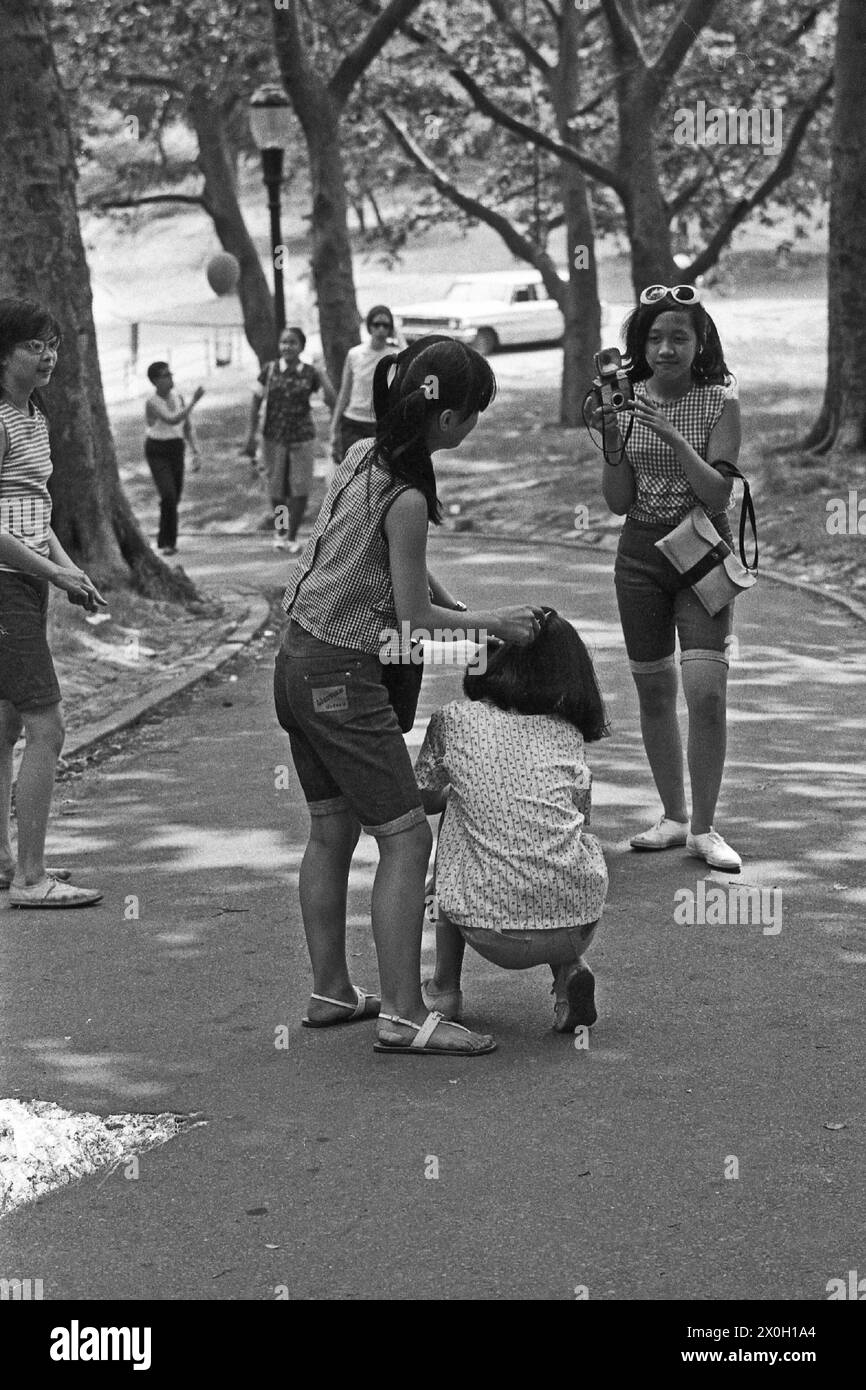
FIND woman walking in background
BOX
[144,361,204,556]
[0,297,105,908]
[244,327,336,553]
[330,305,405,464]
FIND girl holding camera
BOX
[594,285,742,872]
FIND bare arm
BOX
[384,490,542,642]
[330,357,353,445]
[427,569,463,610]
[593,403,636,515]
[317,366,338,413]
[146,388,204,429]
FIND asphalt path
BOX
[1,533,864,1301]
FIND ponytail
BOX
[367,335,496,524]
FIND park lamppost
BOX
[249,84,293,338]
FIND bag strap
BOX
[713,460,758,573]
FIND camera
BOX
[592,347,633,412]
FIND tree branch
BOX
[448,67,626,196]
[94,193,208,211]
[382,112,565,303]
[649,0,721,96]
[666,169,707,218]
[599,0,643,63]
[330,0,426,106]
[685,71,833,279]
[108,71,183,92]
[486,0,552,78]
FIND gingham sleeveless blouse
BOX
[617,382,728,525]
[282,440,416,654]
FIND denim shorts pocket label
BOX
[311,683,349,713]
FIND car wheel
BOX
[473,328,499,356]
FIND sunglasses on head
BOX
[639,284,701,306]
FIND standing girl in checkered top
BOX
[274,335,543,1057]
[595,284,743,871]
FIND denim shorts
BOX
[614,516,734,672]
[0,570,62,709]
[273,620,427,837]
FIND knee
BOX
[634,671,677,718]
[0,706,24,747]
[309,812,360,858]
[684,670,727,723]
[24,704,66,755]
[380,818,432,865]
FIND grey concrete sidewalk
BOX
[1,533,864,1301]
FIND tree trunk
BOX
[618,87,677,294]
[0,0,194,599]
[802,0,866,455]
[551,2,601,427]
[189,87,277,365]
[298,93,362,387]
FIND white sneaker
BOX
[630,816,689,851]
[687,829,742,872]
[271,535,289,550]
[285,538,303,554]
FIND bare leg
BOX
[12,702,65,885]
[430,910,466,993]
[373,823,493,1051]
[298,808,362,1023]
[681,658,728,835]
[632,666,688,823]
[0,701,24,876]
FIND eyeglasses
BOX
[370,321,392,330]
[639,285,700,306]
[20,337,61,356]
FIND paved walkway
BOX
[1,533,864,1300]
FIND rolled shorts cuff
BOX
[680,646,730,667]
[361,804,427,839]
[629,652,677,675]
[308,794,351,817]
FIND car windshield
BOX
[445,280,521,303]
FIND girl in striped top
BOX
[595,285,743,872]
[0,298,105,908]
[274,335,543,1057]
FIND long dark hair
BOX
[0,298,62,399]
[622,297,730,386]
[464,608,610,742]
[369,335,496,523]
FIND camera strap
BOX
[712,460,758,572]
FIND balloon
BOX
[206,252,241,296]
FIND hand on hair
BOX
[489,606,546,647]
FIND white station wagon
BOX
[395,270,564,354]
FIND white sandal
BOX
[373,1010,495,1056]
[301,985,380,1028]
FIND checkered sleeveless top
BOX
[282,440,417,654]
[617,382,729,525]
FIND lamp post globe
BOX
[249,85,293,338]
